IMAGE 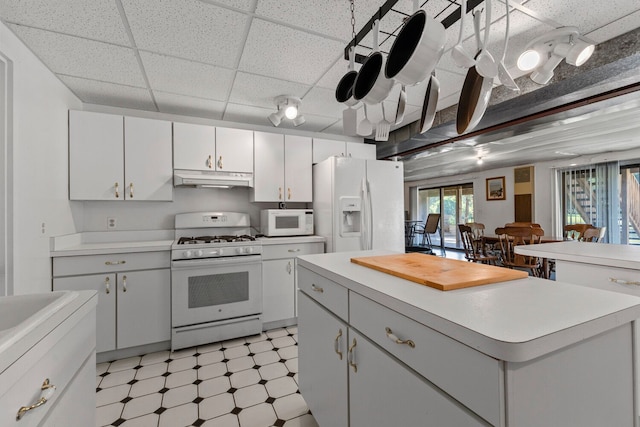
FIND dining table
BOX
[482,234,565,279]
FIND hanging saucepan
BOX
[335,47,359,107]
[385,3,445,86]
[456,9,493,134]
[353,20,394,105]
[419,72,440,133]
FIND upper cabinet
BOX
[173,122,253,173]
[69,111,172,201]
[252,132,312,202]
[312,138,376,164]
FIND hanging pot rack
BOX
[345,0,486,64]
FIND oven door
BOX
[171,255,262,328]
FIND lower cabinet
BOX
[52,252,171,353]
[261,241,324,327]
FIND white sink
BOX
[0,291,79,353]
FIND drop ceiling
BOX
[1,0,639,176]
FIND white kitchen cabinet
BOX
[69,111,172,201]
[261,241,323,328]
[173,122,253,173]
[312,138,376,163]
[52,252,171,354]
[298,292,348,427]
[252,132,312,202]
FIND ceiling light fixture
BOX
[516,27,595,85]
[269,96,305,127]
[477,157,484,165]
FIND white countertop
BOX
[298,250,640,362]
[515,241,640,270]
[50,231,324,257]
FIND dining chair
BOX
[459,224,498,264]
[414,213,445,255]
[582,226,606,242]
[563,223,591,240]
[497,226,542,277]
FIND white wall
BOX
[1,22,83,294]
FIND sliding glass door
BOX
[416,183,474,249]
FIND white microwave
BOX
[260,209,314,237]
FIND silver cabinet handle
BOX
[286,261,292,275]
[16,379,56,420]
[129,182,134,198]
[218,155,223,169]
[609,277,640,286]
[287,187,291,200]
[105,276,111,294]
[311,284,324,293]
[122,275,127,292]
[105,260,126,266]
[278,187,282,200]
[347,338,357,372]
[334,329,343,360]
[385,327,415,348]
[114,182,119,199]
[207,155,213,168]
[287,249,301,253]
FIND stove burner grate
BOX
[176,235,257,245]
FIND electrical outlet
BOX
[107,217,117,229]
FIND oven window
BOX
[188,272,249,308]
[276,216,299,229]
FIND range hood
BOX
[173,170,254,188]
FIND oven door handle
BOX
[171,255,262,269]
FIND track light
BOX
[269,96,305,127]
[477,157,483,165]
[516,27,595,84]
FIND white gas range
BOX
[170,212,264,350]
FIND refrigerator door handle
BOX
[360,177,367,250]
[366,179,373,250]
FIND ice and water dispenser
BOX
[339,196,361,236]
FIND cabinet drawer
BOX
[349,292,503,426]
[53,251,170,276]
[262,242,324,260]
[0,309,95,427]
[556,261,640,297]
[298,267,348,321]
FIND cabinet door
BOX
[284,135,312,202]
[69,111,123,200]
[216,127,254,172]
[173,122,216,171]
[346,142,376,159]
[124,117,173,201]
[253,131,284,202]
[298,292,348,427]
[262,259,295,324]
[117,269,171,349]
[312,138,346,164]
[348,329,486,427]
[53,274,116,353]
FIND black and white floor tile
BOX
[95,326,318,427]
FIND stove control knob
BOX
[246,247,253,254]
[183,250,193,258]
[218,249,224,256]
[195,250,204,257]
[236,247,243,255]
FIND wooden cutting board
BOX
[351,253,528,291]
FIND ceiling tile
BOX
[1,0,130,45]
[229,72,310,109]
[316,54,361,90]
[154,91,226,120]
[223,102,338,133]
[8,25,146,87]
[239,19,345,85]
[140,51,235,101]
[277,115,340,133]
[585,10,640,43]
[59,75,155,110]
[203,0,255,11]
[301,87,343,119]
[321,120,348,135]
[121,0,249,68]
[255,0,381,42]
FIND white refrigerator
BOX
[313,156,404,253]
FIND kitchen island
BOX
[297,250,640,427]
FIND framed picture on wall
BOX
[486,176,506,200]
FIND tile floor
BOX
[95,326,318,427]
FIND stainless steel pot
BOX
[385,9,445,86]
